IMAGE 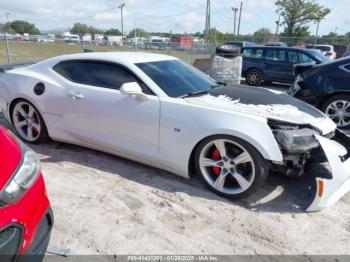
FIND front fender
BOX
[158,98,283,178]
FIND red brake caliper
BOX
[211,149,221,175]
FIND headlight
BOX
[275,128,320,154]
[0,146,40,204]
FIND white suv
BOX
[306,44,336,60]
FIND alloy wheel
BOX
[198,139,255,195]
[325,100,350,127]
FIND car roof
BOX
[41,52,178,65]
[242,46,308,51]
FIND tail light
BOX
[325,52,333,56]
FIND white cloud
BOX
[0,0,347,35]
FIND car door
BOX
[286,50,301,81]
[262,49,290,82]
[54,60,160,161]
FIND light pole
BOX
[237,2,243,36]
[314,19,320,45]
[274,15,281,45]
[118,3,125,46]
[231,7,238,36]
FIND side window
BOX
[264,50,286,61]
[243,49,263,59]
[53,61,76,81]
[288,51,300,64]
[299,53,313,63]
[54,60,152,94]
[74,62,138,90]
[243,49,253,58]
[254,49,263,58]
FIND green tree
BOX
[3,20,40,34]
[70,23,102,38]
[105,28,122,36]
[128,28,147,38]
[276,0,331,37]
[253,28,274,44]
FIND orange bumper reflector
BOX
[318,180,324,197]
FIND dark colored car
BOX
[0,126,53,261]
[241,47,329,86]
[334,44,348,59]
[288,57,350,129]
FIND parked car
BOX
[333,44,348,59]
[241,46,329,86]
[305,44,337,60]
[0,126,53,261]
[223,41,256,49]
[289,57,350,129]
[0,52,349,211]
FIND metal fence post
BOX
[5,12,11,64]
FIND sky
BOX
[0,0,348,35]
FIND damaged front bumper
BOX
[307,131,350,211]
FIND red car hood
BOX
[0,127,22,191]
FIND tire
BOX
[245,69,263,86]
[11,99,49,143]
[194,135,269,199]
[321,94,350,129]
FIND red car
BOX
[0,126,53,261]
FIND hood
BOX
[0,127,22,191]
[185,85,330,126]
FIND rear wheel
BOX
[12,100,48,143]
[321,95,350,129]
[194,135,269,199]
[245,69,263,86]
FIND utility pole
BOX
[274,15,281,45]
[231,7,238,36]
[237,2,243,36]
[4,12,11,64]
[118,3,125,46]
[314,19,320,45]
[204,0,211,43]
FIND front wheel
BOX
[321,95,350,129]
[194,135,269,199]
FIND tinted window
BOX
[243,48,263,58]
[264,50,286,61]
[54,61,144,91]
[299,53,313,63]
[288,51,300,63]
[136,60,216,98]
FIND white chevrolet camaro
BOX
[0,52,350,211]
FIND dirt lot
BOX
[1,110,350,256]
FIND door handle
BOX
[69,91,84,100]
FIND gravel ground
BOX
[1,90,350,255]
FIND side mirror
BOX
[120,82,147,100]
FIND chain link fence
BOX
[0,38,217,65]
[1,35,349,65]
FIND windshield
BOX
[308,49,330,63]
[136,60,216,98]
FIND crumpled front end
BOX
[269,119,350,211]
[307,132,350,211]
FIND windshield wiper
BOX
[179,84,223,98]
[179,90,210,98]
